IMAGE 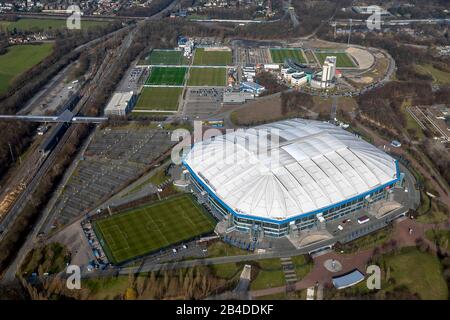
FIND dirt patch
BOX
[231,94,284,124]
[346,47,374,70]
[312,96,357,114]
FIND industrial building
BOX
[240,81,265,96]
[223,91,254,104]
[183,119,401,238]
[104,91,137,117]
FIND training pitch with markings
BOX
[94,195,216,264]
[145,67,187,85]
[270,48,306,64]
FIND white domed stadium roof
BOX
[184,119,399,222]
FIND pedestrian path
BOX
[281,257,297,291]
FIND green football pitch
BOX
[193,48,232,66]
[145,67,187,86]
[270,48,306,64]
[94,195,216,264]
[314,52,355,68]
[0,43,53,95]
[143,50,187,65]
[187,67,227,86]
[134,87,182,111]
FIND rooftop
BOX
[184,119,399,222]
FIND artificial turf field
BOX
[0,43,53,95]
[314,52,356,68]
[134,87,182,111]
[94,195,216,264]
[187,67,227,86]
[193,48,232,66]
[145,67,187,85]
[143,50,187,65]
[270,48,306,64]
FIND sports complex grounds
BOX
[133,48,230,114]
[132,46,356,115]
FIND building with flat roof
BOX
[183,119,401,237]
[104,92,136,117]
[223,91,254,104]
[240,81,265,96]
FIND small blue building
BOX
[240,81,265,96]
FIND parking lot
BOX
[235,48,271,66]
[46,127,176,229]
[117,66,147,92]
[183,87,224,119]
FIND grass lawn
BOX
[206,241,250,258]
[148,168,170,185]
[401,99,425,140]
[314,52,355,68]
[141,50,187,65]
[209,263,241,280]
[0,43,53,94]
[291,255,313,280]
[250,258,285,290]
[0,18,110,32]
[145,67,187,86]
[125,167,169,195]
[417,198,449,224]
[93,194,216,264]
[425,229,450,250]
[415,64,450,85]
[83,276,130,300]
[336,226,393,253]
[20,243,70,276]
[379,247,448,300]
[187,67,226,86]
[270,48,306,64]
[193,48,232,66]
[134,87,182,111]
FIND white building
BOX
[291,73,308,86]
[321,56,336,83]
[264,64,280,71]
[104,91,136,117]
[184,118,400,237]
[183,40,194,57]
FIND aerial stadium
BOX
[183,119,403,238]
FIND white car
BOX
[337,225,344,231]
[172,249,177,254]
